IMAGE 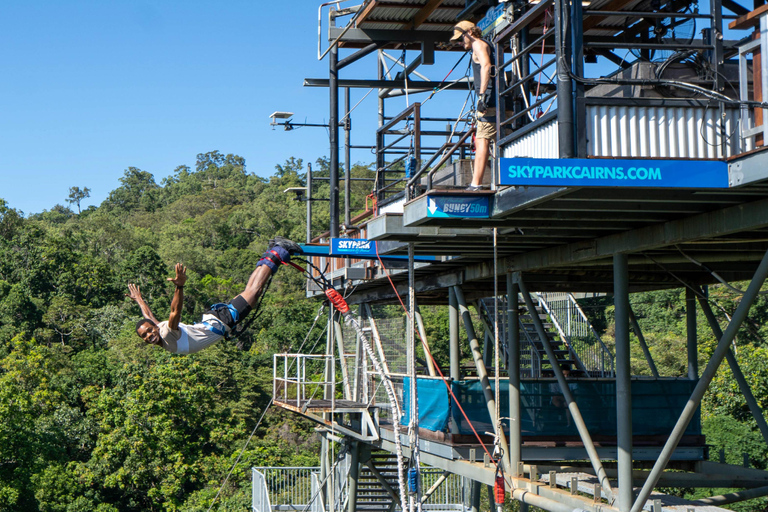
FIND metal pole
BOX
[554,0,575,157]
[448,287,461,434]
[346,442,360,512]
[470,480,481,512]
[408,243,422,512]
[686,287,698,380]
[449,288,460,382]
[697,292,768,444]
[344,87,351,230]
[628,308,659,378]
[630,249,768,512]
[453,285,511,473]
[333,316,352,400]
[306,163,313,244]
[614,254,633,511]
[517,275,614,503]
[415,307,437,376]
[508,273,521,475]
[329,35,340,238]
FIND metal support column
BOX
[554,0,575,157]
[470,480,481,512]
[449,287,461,434]
[408,243,422,511]
[614,254,633,511]
[697,292,768,444]
[344,87,351,230]
[629,308,659,378]
[507,273,521,475]
[306,163,313,244]
[346,442,360,512]
[453,286,510,473]
[630,249,768,512]
[415,307,437,376]
[517,275,614,502]
[329,35,340,238]
[572,0,587,156]
[449,288,460,382]
[686,287,698,380]
[333,316,352,400]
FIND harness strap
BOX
[201,320,227,337]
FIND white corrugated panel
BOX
[501,118,560,158]
[586,105,750,158]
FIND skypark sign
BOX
[499,157,729,188]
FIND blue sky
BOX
[0,1,405,215]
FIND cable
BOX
[206,397,273,512]
[374,243,499,465]
[206,302,326,511]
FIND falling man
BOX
[127,236,300,354]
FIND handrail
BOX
[405,128,474,198]
[252,468,273,512]
[534,293,590,375]
[534,293,615,377]
[568,293,615,376]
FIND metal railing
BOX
[273,353,357,406]
[254,466,466,512]
[536,293,615,377]
[253,468,273,512]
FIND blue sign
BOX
[499,157,729,188]
[478,3,507,36]
[331,238,377,257]
[427,196,490,218]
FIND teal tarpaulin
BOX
[401,377,450,432]
[401,377,700,437]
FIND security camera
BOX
[283,187,307,201]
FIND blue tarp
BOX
[401,377,450,432]
[401,377,700,437]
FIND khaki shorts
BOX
[476,120,497,141]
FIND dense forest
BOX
[2,151,768,511]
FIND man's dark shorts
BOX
[204,295,252,330]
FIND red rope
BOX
[374,241,497,465]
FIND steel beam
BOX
[628,308,659,378]
[449,287,461,382]
[614,254,633,511]
[555,0,574,158]
[415,306,437,376]
[346,442,360,512]
[304,77,471,90]
[630,248,768,512]
[333,315,353,400]
[453,285,511,473]
[697,485,768,506]
[508,273,522,475]
[697,292,768,445]
[329,43,340,238]
[508,197,768,272]
[686,287,698,380]
[517,276,614,503]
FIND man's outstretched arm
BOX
[166,263,187,331]
[126,283,159,325]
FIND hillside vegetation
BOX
[2,151,768,511]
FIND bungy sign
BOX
[499,157,729,188]
[426,195,490,218]
[331,238,377,257]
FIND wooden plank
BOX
[729,3,768,29]
[410,0,446,29]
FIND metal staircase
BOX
[478,293,614,378]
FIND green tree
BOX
[67,187,92,214]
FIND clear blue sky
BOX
[0,1,380,215]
